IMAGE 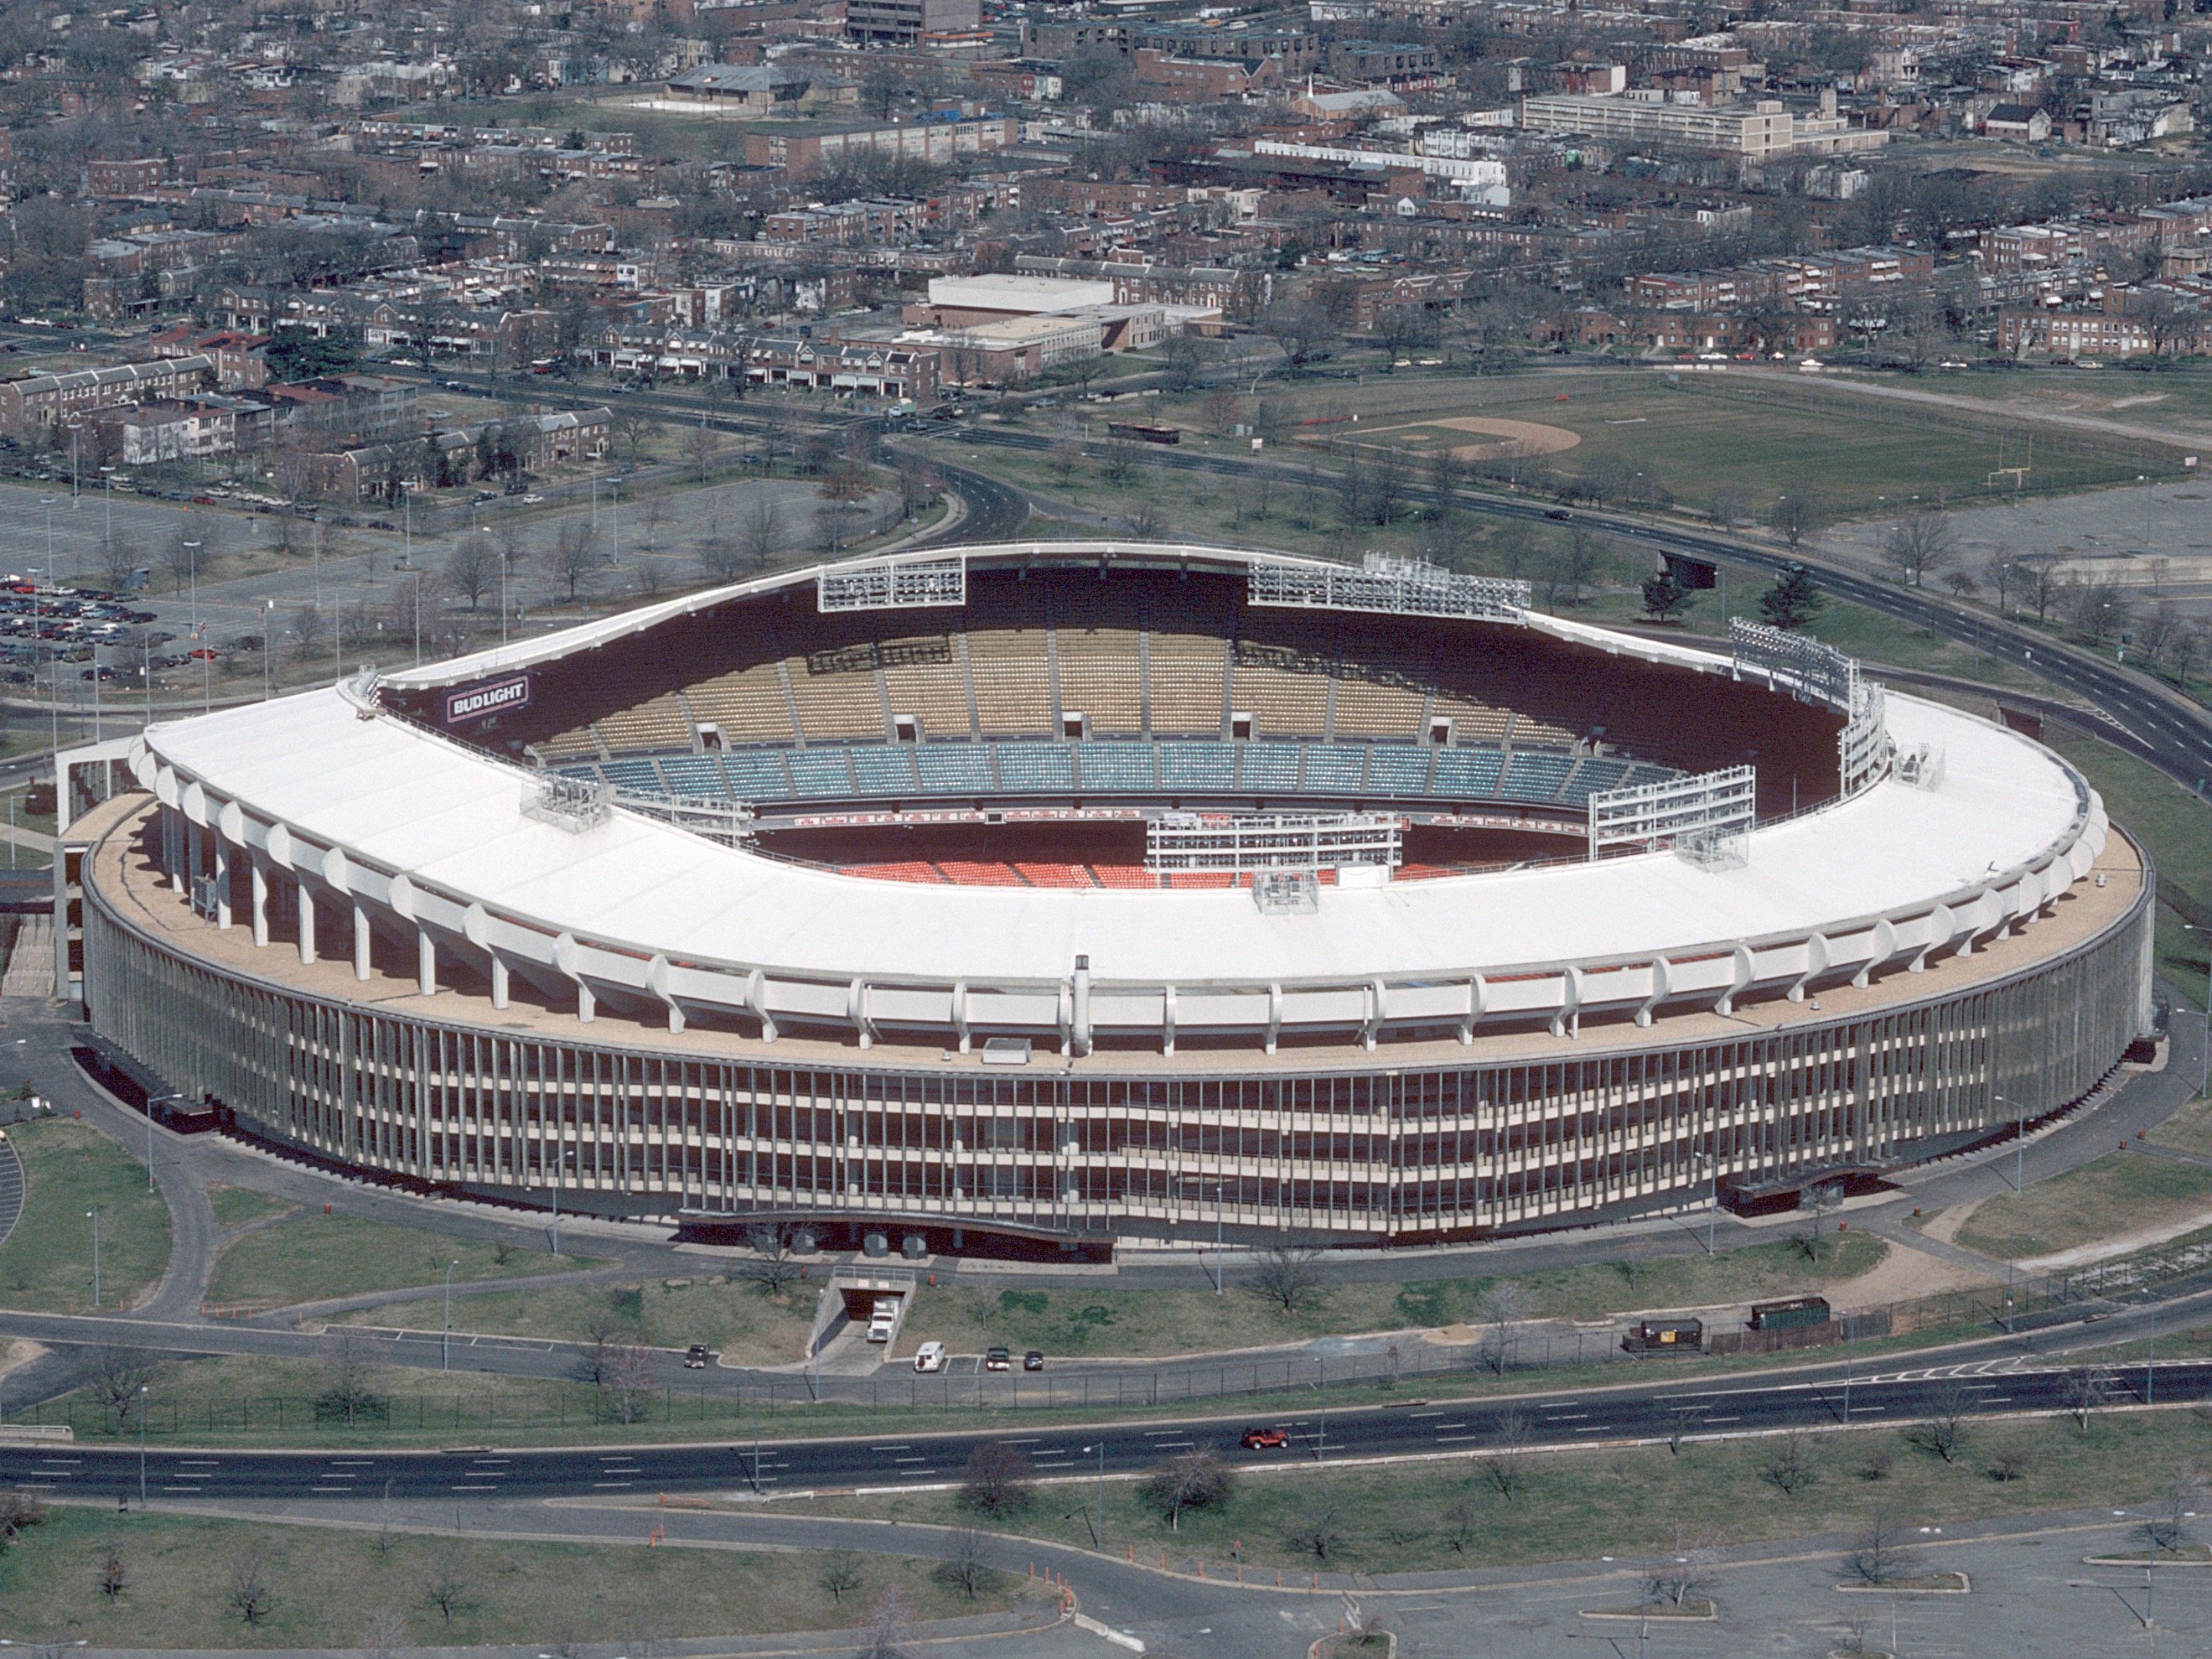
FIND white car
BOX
[913,1340,947,1373]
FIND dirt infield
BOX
[1364,415,1585,461]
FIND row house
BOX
[742,337,940,400]
[86,398,240,467]
[589,325,744,381]
[0,356,214,438]
[300,407,612,502]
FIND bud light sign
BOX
[444,673,531,725]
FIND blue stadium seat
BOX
[1559,757,1629,805]
[1431,748,1505,798]
[1077,742,1155,791]
[1365,746,1432,795]
[993,742,1076,792]
[786,749,857,797]
[1501,750,1575,801]
[1302,745,1367,793]
[555,764,604,784]
[1237,743,1303,791]
[1158,742,1236,790]
[852,746,920,796]
[658,755,726,798]
[916,744,994,793]
[600,758,664,792]
[722,752,794,799]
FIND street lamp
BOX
[2179,924,2212,1097]
[1993,1091,2028,1194]
[1079,1439,1106,1549]
[86,1205,101,1309]
[137,1383,148,1507]
[1314,1355,1327,1465]
[442,1258,458,1371]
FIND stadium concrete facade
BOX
[65,544,2154,1249]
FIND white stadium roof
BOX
[131,547,2104,1053]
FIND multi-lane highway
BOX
[6,1353,2205,1506]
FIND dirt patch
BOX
[2019,1211,2212,1272]
[1369,416,1584,461]
[1825,1235,1995,1310]
[1915,1198,1987,1247]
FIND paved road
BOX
[5,1342,2208,1509]
[0,1131,21,1249]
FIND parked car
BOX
[1023,1351,1044,1372]
[1241,1426,1290,1450]
[913,1340,947,1373]
[684,1343,712,1370]
[983,1346,1013,1372]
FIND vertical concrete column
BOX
[184,819,203,902]
[298,884,317,966]
[352,902,371,982]
[212,839,232,929]
[417,929,436,997]
[578,981,595,1023]
[490,952,509,1011]
[249,857,269,947]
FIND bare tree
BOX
[1643,1530,1717,1608]
[1985,1441,2027,1483]
[225,1551,275,1625]
[1665,1401,1707,1455]
[2023,557,2065,624]
[1477,1283,1533,1375]
[0,1488,46,1550]
[1143,1449,1233,1530]
[1291,1491,1349,1559]
[1441,1489,1483,1554]
[85,1346,158,1435]
[961,1442,1034,1518]
[935,1527,992,1599]
[1795,1181,1846,1263]
[551,520,603,603]
[97,533,138,594]
[740,495,781,571]
[1883,511,1956,588]
[1251,1243,1324,1314]
[1481,1408,1531,1500]
[740,1221,804,1296]
[610,408,659,468]
[97,1537,127,1599]
[1908,1381,1971,1464]
[594,1332,657,1425]
[315,1335,388,1426]
[1767,488,1829,551]
[286,602,330,666]
[1760,1430,1819,1496]
[1843,1509,1903,1585]
[423,1562,472,1624]
[820,1548,866,1606]
[445,533,498,610]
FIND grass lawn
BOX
[0,1118,170,1312]
[0,1503,1019,1650]
[205,1184,295,1227]
[811,1409,2210,1577]
[1953,1151,2212,1261]
[341,1274,818,1367]
[204,1212,590,1312]
[2147,1092,2212,1155]
[2044,727,2212,995]
[1075,368,2165,520]
[895,1235,1886,1361]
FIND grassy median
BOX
[806,1408,2212,1577]
[0,1117,170,1313]
[0,1502,1021,1650]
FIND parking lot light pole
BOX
[137,1384,148,1506]
[1993,1092,2027,1192]
[2180,924,2212,1096]
[87,1205,101,1309]
[442,1258,458,1371]
[1080,1440,1105,1548]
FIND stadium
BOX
[63,542,2152,1252]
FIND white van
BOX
[913,1340,947,1373]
